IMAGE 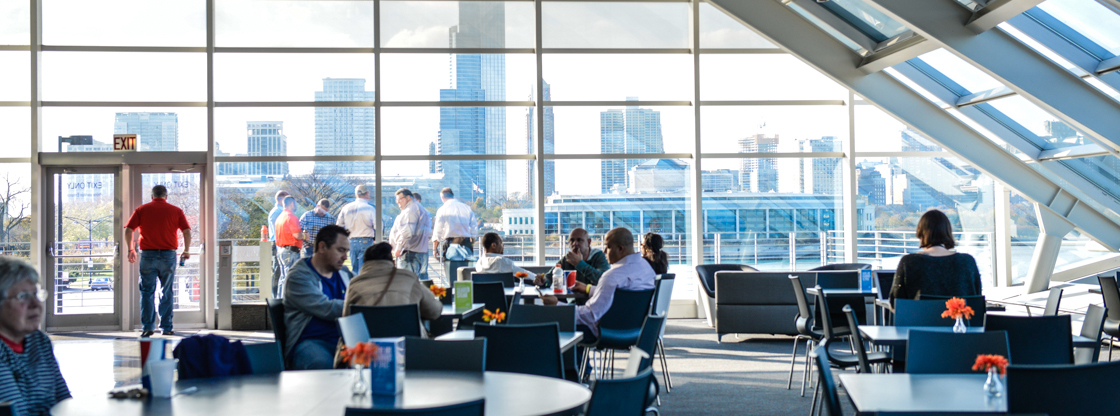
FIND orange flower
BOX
[482,308,506,323]
[940,297,976,320]
[340,342,380,367]
[972,354,1009,376]
[429,284,447,299]
[514,272,528,278]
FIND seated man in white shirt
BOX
[541,227,656,346]
[475,232,536,281]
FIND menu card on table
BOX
[454,281,473,312]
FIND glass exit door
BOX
[44,167,122,330]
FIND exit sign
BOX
[113,134,138,152]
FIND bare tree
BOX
[0,172,31,246]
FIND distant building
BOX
[738,134,779,193]
[246,121,288,176]
[807,136,841,195]
[527,81,556,197]
[315,78,375,175]
[601,98,664,193]
[628,159,689,194]
[1044,120,1083,147]
[440,2,507,203]
[702,169,739,193]
[114,112,178,152]
[857,164,886,206]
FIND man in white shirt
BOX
[335,184,377,273]
[476,232,536,281]
[431,187,479,280]
[542,227,655,343]
[389,188,429,278]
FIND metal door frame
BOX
[125,163,212,330]
[41,165,123,331]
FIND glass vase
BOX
[983,366,1003,398]
[953,316,966,333]
[351,363,368,396]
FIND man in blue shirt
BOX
[282,224,352,370]
[267,190,290,298]
[299,198,336,258]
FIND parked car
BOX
[90,277,113,291]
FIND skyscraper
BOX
[808,136,840,195]
[114,112,178,152]
[439,2,506,202]
[738,133,779,193]
[247,121,288,176]
[527,81,555,197]
[315,78,375,175]
[600,98,663,193]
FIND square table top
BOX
[805,287,878,297]
[838,373,1006,414]
[505,286,585,300]
[442,303,485,318]
[859,325,1098,348]
[436,329,584,352]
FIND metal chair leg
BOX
[578,347,590,382]
[809,376,820,416]
[1110,337,1115,361]
[800,339,813,397]
[657,340,673,391]
[787,335,806,389]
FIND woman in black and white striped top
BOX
[0,257,70,416]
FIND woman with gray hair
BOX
[0,256,70,415]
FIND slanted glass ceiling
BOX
[1036,0,1120,57]
[916,49,1004,95]
[818,0,909,42]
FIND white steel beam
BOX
[1025,203,1075,293]
[857,32,938,73]
[864,0,1120,153]
[707,0,1120,252]
[1038,143,1111,161]
[965,0,1045,33]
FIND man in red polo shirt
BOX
[125,185,192,338]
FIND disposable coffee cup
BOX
[148,359,178,398]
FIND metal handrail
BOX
[48,242,119,259]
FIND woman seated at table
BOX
[475,232,536,281]
[342,242,442,322]
[889,209,982,306]
[641,232,669,275]
[0,256,71,416]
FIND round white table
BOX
[52,370,591,416]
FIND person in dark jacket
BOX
[0,257,70,416]
[534,228,610,287]
[889,209,982,307]
[641,233,669,275]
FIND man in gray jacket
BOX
[283,224,354,370]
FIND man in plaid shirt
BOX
[299,199,336,257]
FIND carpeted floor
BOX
[652,319,854,415]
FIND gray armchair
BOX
[694,264,757,327]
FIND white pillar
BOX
[993,183,1013,287]
[1024,204,1075,294]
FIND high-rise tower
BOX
[247,121,288,176]
[738,133,779,193]
[315,78,375,174]
[114,112,178,152]
[439,2,506,202]
[527,81,555,197]
[600,98,663,193]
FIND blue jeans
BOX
[398,251,428,279]
[139,250,177,332]
[291,338,336,370]
[276,248,301,297]
[350,237,376,273]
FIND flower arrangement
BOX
[482,308,506,324]
[340,342,380,367]
[429,284,447,299]
[940,297,976,320]
[973,354,1009,376]
[514,272,528,279]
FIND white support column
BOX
[843,91,857,264]
[993,182,1013,287]
[205,0,218,329]
[29,0,43,274]
[1024,203,1076,294]
[533,0,546,265]
[690,0,706,317]
[373,0,383,242]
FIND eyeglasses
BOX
[7,289,46,305]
